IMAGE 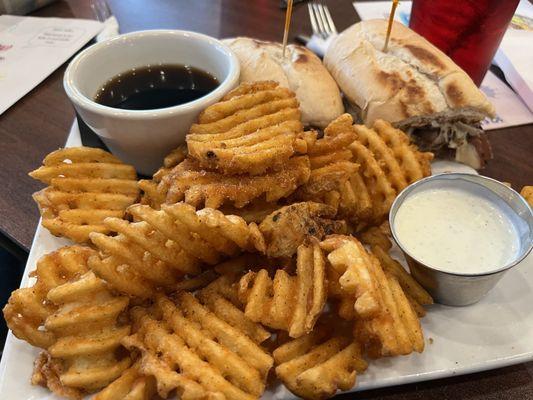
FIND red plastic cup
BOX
[409,0,520,86]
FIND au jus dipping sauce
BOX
[94,64,219,110]
[394,184,520,274]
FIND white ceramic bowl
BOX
[64,30,240,175]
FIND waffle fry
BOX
[187,81,305,175]
[322,235,383,319]
[162,156,311,209]
[322,235,424,357]
[358,223,392,251]
[128,203,265,262]
[139,145,188,209]
[93,363,156,400]
[199,276,272,344]
[371,245,433,307]
[372,119,433,185]
[350,120,432,223]
[3,246,94,348]
[259,202,346,258]
[33,271,131,397]
[295,115,359,202]
[274,325,367,400]
[123,293,273,399]
[238,239,326,337]
[521,186,533,207]
[354,273,425,358]
[29,147,139,243]
[220,199,284,224]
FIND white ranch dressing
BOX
[394,185,520,274]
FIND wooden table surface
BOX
[0,0,532,398]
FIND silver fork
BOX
[91,0,112,22]
[308,1,337,40]
[90,0,120,42]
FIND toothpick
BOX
[383,0,399,52]
[282,0,294,58]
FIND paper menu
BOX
[493,0,533,113]
[0,15,102,115]
[352,1,533,131]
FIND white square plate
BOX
[1,123,532,399]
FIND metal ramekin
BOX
[389,173,533,306]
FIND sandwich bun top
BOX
[223,37,344,128]
[324,20,495,125]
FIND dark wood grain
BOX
[0,0,532,398]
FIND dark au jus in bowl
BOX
[94,64,219,110]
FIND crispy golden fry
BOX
[239,239,326,337]
[187,81,305,175]
[372,119,433,185]
[520,186,533,207]
[349,140,396,223]
[295,161,359,200]
[33,271,131,398]
[198,277,271,344]
[358,223,392,251]
[371,245,433,306]
[259,202,346,258]
[337,171,373,225]
[32,352,83,400]
[128,203,265,262]
[139,145,189,210]
[274,326,367,400]
[322,235,424,357]
[29,147,139,243]
[123,293,273,399]
[93,363,156,400]
[322,235,383,319]
[163,156,311,209]
[350,120,432,223]
[294,115,359,203]
[355,274,425,358]
[3,246,94,348]
[220,198,284,224]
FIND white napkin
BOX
[0,15,102,115]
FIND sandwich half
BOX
[324,19,495,169]
[223,37,344,128]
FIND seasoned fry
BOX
[239,239,327,337]
[220,198,284,224]
[163,156,311,209]
[294,115,359,202]
[355,273,425,357]
[93,363,156,400]
[198,277,271,344]
[350,120,433,223]
[139,145,188,210]
[358,223,392,251]
[29,147,139,243]
[322,235,383,319]
[33,271,131,398]
[321,234,425,357]
[259,202,346,258]
[129,203,265,262]
[372,119,433,185]
[371,245,433,306]
[187,81,305,175]
[123,293,273,399]
[274,325,367,400]
[3,246,94,348]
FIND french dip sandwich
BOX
[223,37,344,128]
[325,20,496,169]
